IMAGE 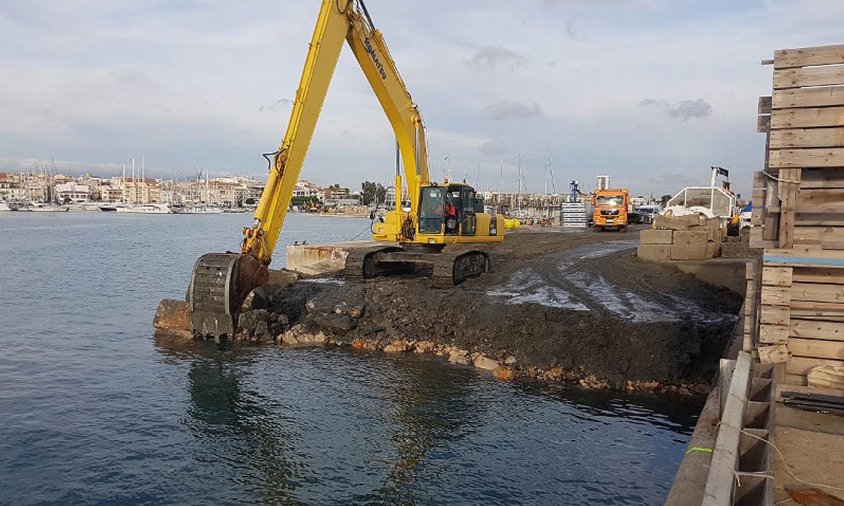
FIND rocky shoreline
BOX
[156,232,741,396]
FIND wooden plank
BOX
[702,352,751,506]
[773,86,844,109]
[774,44,844,69]
[792,267,844,284]
[761,266,793,287]
[781,374,807,388]
[796,189,844,212]
[789,337,844,360]
[770,148,844,169]
[796,213,844,227]
[791,301,844,311]
[793,226,844,249]
[792,316,844,323]
[764,249,844,268]
[778,169,801,248]
[760,323,789,344]
[786,356,844,375]
[758,95,772,114]
[792,319,844,341]
[800,167,844,189]
[774,66,844,89]
[770,127,844,149]
[757,115,771,133]
[760,305,790,326]
[770,106,844,129]
[759,344,789,364]
[791,282,844,302]
[761,286,790,306]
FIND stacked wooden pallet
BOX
[748,44,844,394]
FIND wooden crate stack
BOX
[748,43,844,394]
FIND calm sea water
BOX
[0,212,700,505]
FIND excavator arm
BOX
[188,0,430,337]
[245,0,429,264]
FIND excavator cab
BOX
[417,183,480,237]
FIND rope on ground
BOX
[714,421,844,495]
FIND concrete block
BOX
[637,244,671,261]
[706,242,721,258]
[654,214,702,231]
[671,244,708,260]
[673,230,709,246]
[640,229,673,245]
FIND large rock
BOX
[279,324,328,346]
[314,313,357,336]
[238,309,286,341]
[448,349,470,365]
[266,269,298,287]
[473,354,500,371]
[153,299,190,331]
[383,341,411,353]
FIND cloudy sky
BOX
[1,1,842,197]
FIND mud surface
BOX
[248,227,741,391]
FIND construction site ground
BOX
[772,404,844,503]
[238,226,744,391]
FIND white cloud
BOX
[1,0,842,196]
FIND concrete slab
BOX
[675,257,749,296]
[286,240,380,276]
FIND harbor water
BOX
[0,212,700,504]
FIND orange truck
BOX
[592,188,630,232]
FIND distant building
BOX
[323,185,350,201]
[119,177,161,204]
[294,180,323,201]
[54,182,91,203]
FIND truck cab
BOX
[592,189,630,232]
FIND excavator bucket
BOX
[188,253,268,339]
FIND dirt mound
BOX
[254,228,741,391]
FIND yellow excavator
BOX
[188,0,516,337]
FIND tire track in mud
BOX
[486,240,733,324]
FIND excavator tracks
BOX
[345,245,489,288]
[344,246,408,281]
[431,250,489,288]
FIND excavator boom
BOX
[188,0,432,338]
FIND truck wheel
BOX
[619,226,628,233]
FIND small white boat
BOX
[173,205,224,214]
[68,203,102,212]
[0,201,10,212]
[116,203,171,214]
[24,203,69,212]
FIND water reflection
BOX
[353,353,482,504]
[153,335,698,505]
[155,335,309,505]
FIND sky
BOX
[1,1,843,198]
